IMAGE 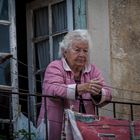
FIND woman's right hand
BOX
[77,78,103,96]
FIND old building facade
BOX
[0,0,140,137]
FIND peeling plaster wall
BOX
[87,0,140,119]
[87,0,111,84]
[109,0,140,119]
[87,0,112,117]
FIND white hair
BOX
[58,29,92,62]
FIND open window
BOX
[0,0,11,87]
[26,0,73,122]
[0,0,18,135]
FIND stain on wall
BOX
[109,0,140,120]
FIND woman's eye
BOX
[83,50,88,54]
[75,49,80,52]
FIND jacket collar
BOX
[62,57,91,73]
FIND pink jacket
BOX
[38,58,112,140]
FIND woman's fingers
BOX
[78,80,103,96]
[90,79,103,85]
[89,80,103,95]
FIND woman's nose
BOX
[78,50,87,56]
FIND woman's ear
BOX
[63,50,67,58]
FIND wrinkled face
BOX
[64,40,89,70]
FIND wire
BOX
[0,63,140,103]
[0,91,140,120]
[1,57,140,121]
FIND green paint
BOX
[74,0,87,29]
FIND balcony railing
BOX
[0,91,140,140]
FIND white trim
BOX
[67,84,76,100]
[0,20,11,25]
[0,85,12,90]
[9,0,19,131]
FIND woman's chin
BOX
[76,63,85,68]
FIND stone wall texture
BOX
[109,0,140,120]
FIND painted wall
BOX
[87,0,140,119]
[87,0,112,116]
[87,0,111,84]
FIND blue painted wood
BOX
[74,0,87,29]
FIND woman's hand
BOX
[89,79,103,96]
[77,78,103,96]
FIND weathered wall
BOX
[87,0,111,84]
[87,0,112,116]
[109,0,140,119]
[87,0,140,119]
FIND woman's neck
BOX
[71,65,83,72]
[73,70,81,81]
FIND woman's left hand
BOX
[76,78,103,96]
[89,78,103,96]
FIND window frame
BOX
[26,0,73,122]
[0,0,18,89]
[0,0,19,127]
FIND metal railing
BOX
[0,91,140,140]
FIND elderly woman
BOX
[38,29,112,140]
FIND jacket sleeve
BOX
[42,61,76,100]
[90,65,112,107]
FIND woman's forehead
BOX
[71,40,89,48]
